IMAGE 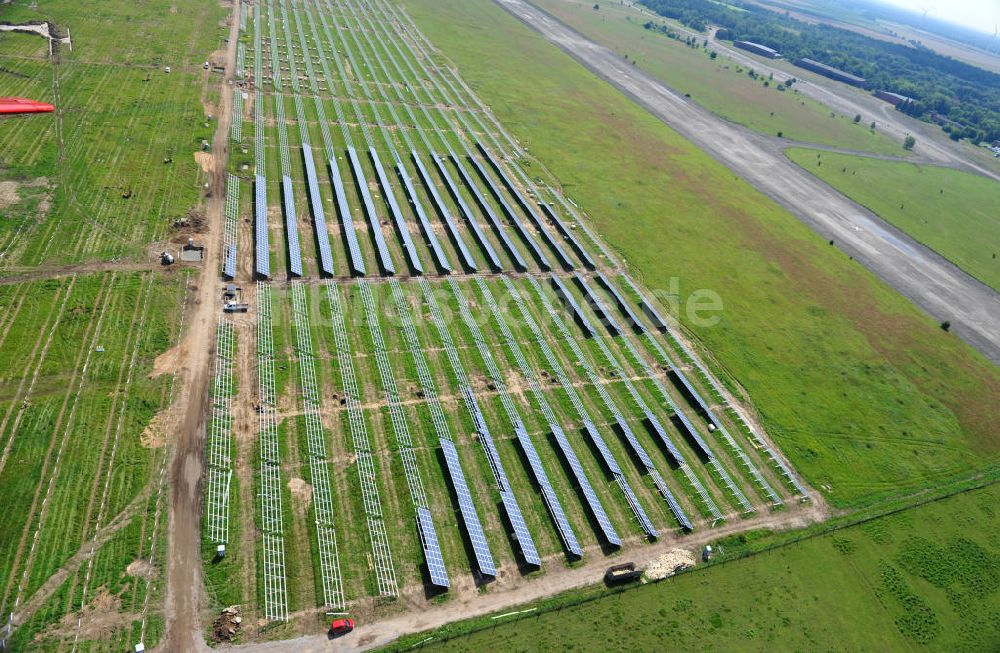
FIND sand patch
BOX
[151,342,185,378]
[0,181,20,210]
[126,559,155,578]
[288,477,313,508]
[194,151,213,174]
[140,410,168,449]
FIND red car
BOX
[330,617,355,636]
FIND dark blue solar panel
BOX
[574,274,621,336]
[614,415,655,470]
[597,273,646,333]
[416,506,449,588]
[458,388,540,566]
[369,148,422,273]
[281,175,303,277]
[347,146,395,275]
[667,397,714,460]
[328,156,366,276]
[500,489,541,566]
[551,423,620,547]
[582,419,621,476]
[397,156,452,272]
[620,479,659,538]
[465,147,554,270]
[254,174,270,279]
[550,275,596,337]
[301,145,335,276]
[440,438,496,576]
[447,148,528,271]
[642,409,687,466]
[412,151,476,271]
[431,151,503,271]
[475,142,575,270]
[650,470,694,531]
[516,424,582,556]
[538,202,597,270]
[224,244,236,279]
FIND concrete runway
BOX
[496,0,1000,365]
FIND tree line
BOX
[639,0,1000,143]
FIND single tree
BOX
[853,114,862,123]
[903,135,916,150]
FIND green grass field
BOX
[786,148,1000,293]
[399,0,1000,510]
[0,0,226,266]
[528,0,905,155]
[390,480,1000,652]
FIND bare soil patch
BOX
[140,409,169,449]
[126,559,156,578]
[0,180,19,210]
[194,151,214,174]
[36,588,135,644]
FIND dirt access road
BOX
[159,5,241,652]
[496,0,1000,366]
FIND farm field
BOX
[526,0,905,155]
[390,479,1000,652]
[0,0,227,267]
[0,271,189,650]
[786,148,1000,293]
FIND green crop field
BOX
[786,148,1000,293]
[0,0,227,267]
[399,0,1000,510]
[526,0,905,155]
[389,480,1000,652]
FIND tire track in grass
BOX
[0,275,77,477]
[0,272,113,626]
[135,277,191,645]
[70,271,157,652]
[0,282,29,350]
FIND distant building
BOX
[794,58,867,87]
[733,40,781,59]
[876,90,914,106]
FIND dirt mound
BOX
[212,605,243,642]
[644,549,697,581]
[126,559,156,578]
[151,341,185,378]
[194,150,213,174]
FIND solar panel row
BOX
[574,273,622,336]
[464,149,553,270]
[475,142,575,270]
[439,438,497,576]
[416,507,449,588]
[582,419,622,476]
[448,149,529,271]
[255,175,270,279]
[397,156,452,271]
[301,145,336,276]
[369,148,423,273]
[537,202,597,270]
[643,409,687,466]
[597,273,645,332]
[281,176,304,277]
[347,146,395,274]
[550,423,621,547]
[516,425,583,556]
[411,150,476,271]
[550,275,596,337]
[328,157,366,276]
[457,386,541,566]
[432,151,502,270]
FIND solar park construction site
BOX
[3,0,999,650]
[206,0,810,632]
